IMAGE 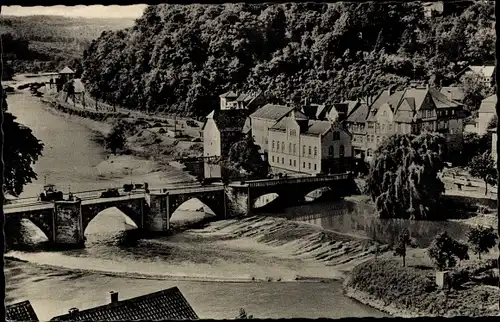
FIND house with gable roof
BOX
[476,94,497,135]
[51,288,198,321]
[203,90,266,179]
[345,84,466,160]
[268,110,353,175]
[457,65,496,88]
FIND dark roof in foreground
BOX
[51,287,199,321]
[6,300,39,321]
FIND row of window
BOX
[270,155,318,171]
[271,142,345,157]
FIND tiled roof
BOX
[440,86,465,101]
[427,87,461,109]
[479,94,497,114]
[220,91,238,99]
[242,117,252,134]
[346,103,369,123]
[6,300,39,321]
[51,287,198,321]
[250,104,295,121]
[468,65,496,78]
[304,120,333,136]
[59,66,75,74]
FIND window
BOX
[289,143,292,153]
[314,147,317,157]
[303,162,306,168]
[282,142,285,153]
[272,156,274,162]
[339,145,345,158]
[329,145,334,156]
[272,141,275,151]
[290,129,296,136]
[388,124,393,132]
[282,157,284,164]
[303,145,306,156]
[308,163,311,169]
[293,144,296,155]
[314,164,317,171]
[265,138,268,144]
[308,146,312,156]
[289,159,292,166]
[294,160,296,167]
[382,124,385,132]
[276,141,279,151]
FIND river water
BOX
[5,85,387,320]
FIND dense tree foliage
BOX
[428,232,469,270]
[451,132,492,166]
[81,2,495,117]
[461,73,495,111]
[1,89,44,196]
[0,15,135,74]
[366,132,446,220]
[468,152,497,195]
[467,225,497,260]
[228,135,268,178]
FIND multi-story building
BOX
[345,85,466,160]
[203,91,263,179]
[476,94,497,135]
[247,104,295,153]
[457,65,496,88]
[267,110,353,175]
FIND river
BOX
[4,84,387,320]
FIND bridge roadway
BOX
[4,173,351,215]
[4,185,225,214]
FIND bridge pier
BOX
[53,200,84,248]
[145,193,170,232]
[224,186,251,217]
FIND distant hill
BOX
[0,15,137,77]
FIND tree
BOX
[393,228,412,267]
[366,132,446,220]
[467,225,498,260]
[236,309,253,319]
[428,231,469,270]
[461,73,491,111]
[2,89,44,196]
[468,152,496,195]
[105,123,126,155]
[228,134,268,179]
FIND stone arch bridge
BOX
[4,173,355,248]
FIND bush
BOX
[427,232,469,270]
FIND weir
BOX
[4,173,356,248]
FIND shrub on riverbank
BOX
[344,259,499,317]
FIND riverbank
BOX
[38,93,202,180]
[343,258,499,317]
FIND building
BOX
[248,103,295,153]
[423,1,444,18]
[477,94,497,135]
[345,85,466,160]
[457,65,496,88]
[219,90,265,111]
[6,300,39,321]
[300,98,355,123]
[51,288,199,321]
[491,128,497,163]
[268,110,352,175]
[203,109,249,179]
[440,86,465,103]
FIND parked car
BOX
[186,120,198,127]
[39,184,64,202]
[100,188,120,198]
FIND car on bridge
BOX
[39,184,64,202]
[100,188,121,198]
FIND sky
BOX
[2,5,147,19]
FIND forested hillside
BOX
[0,15,136,76]
[82,2,495,117]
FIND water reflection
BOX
[266,199,474,248]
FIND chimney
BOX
[110,291,119,303]
[68,308,79,317]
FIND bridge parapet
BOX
[246,173,350,188]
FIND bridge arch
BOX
[169,198,217,227]
[81,199,145,234]
[253,193,280,209]
[168,191,225,221]
[84,206,139,236]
